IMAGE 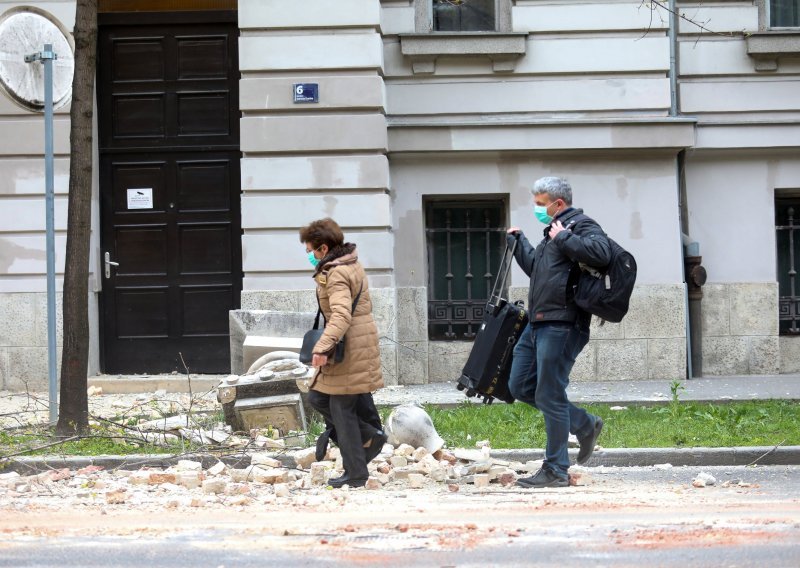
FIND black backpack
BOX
[569,217,637,323]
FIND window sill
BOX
[399,32,528,74]
[746,31,800,71]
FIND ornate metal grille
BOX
[777,201,800,335]
[771,0,800,27]
[425,200,506,340]
[433,0,496,32]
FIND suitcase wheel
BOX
[483,396,493,405]
[456,383,465,391]
[466,388,476,397]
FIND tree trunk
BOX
[56,0,98,436]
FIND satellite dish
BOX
[0,6,74,111]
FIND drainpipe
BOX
[683,239,707,377]
[668,0,678,118]
[668,0,705,378]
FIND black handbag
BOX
[299,283,363,365]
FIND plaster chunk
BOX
[390,456,408,468]
[473,474,490,488]
[408,473,425,489]
[251,454,283,468]
[293,447,317,469]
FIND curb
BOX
[492,446,800,468]
[3,446,799,475]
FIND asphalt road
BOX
[2,465,799,567]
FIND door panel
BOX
[99,15,241,374]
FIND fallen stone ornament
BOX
[217,352,315,434]
[384,404,445,453]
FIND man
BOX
[506,176,611,488]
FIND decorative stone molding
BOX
[399,32,527,73]
[746,31,800,71]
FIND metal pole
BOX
[43,44,57,425]
[25,45,58,424]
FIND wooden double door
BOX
[98,11,241,373]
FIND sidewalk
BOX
[87,373,800,406]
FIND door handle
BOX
[104,251,119,279]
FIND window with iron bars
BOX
[433,0,496,31]
[425,199,507,340]
[776,198,800,335]
[771,0,800,27]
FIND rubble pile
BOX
[0,442,548,509]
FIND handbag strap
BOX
[314,280,365,327]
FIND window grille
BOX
[777,199,800,334]
[771,0,800,27]
[433,0,496,32]
[425,199,506,340]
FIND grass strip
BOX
[425,400,800,450]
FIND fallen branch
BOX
[746,440,786,467]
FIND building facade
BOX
[1,0,798,390]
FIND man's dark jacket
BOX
[507,207,611,324]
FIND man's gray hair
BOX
[531,176,572,205]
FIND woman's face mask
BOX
[307,245,323,267]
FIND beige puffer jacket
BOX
[310,248,383,396]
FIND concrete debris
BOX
[251,453,282,468]
[720,479,753,488]
[0,439,613,509]
[105,489,127,504]
[207,461,226,476]
[473,474,490,488]
[389,456,408,468]
[176,460,203,472]
[610,405,628,411]
[692,472,717,488]
[407,473,426,489]
[138,414,192,431]
[202,479,227,494]
[293,447,317,470]
[87,386,103,396]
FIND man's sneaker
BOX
[577,417,604,465]
[515,468,569,488]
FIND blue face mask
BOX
[308,251,319,268]
[534,204,553,225]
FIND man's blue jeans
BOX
[508,322,595,477]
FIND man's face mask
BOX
[534,200,559,225]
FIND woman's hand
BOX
[311,353,328,367]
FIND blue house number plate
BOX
[293,83,319,103]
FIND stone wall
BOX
[701,282,781,375]
[0,292,61,390]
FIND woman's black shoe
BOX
[327,474,368,488]
[364,430,388,464]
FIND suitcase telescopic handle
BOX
[488,236,518,306]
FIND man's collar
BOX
[554,206,575,220]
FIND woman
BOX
[300,218,386,488]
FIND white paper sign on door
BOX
[127,188,153,209]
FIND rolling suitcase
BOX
[456,237,528,404]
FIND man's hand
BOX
[311,353,328,367]
[548,220,566,240]
[507,227,521,235]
